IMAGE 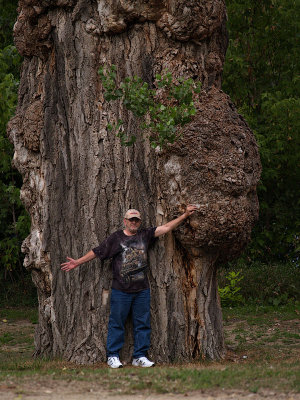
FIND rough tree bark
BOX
[8,0,261,363]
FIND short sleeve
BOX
[92,232,121,260]
[144,227,157,246]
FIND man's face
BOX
[124,217,141,234]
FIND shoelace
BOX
[138,358,148,365]
[109,357,119,364]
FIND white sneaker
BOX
[107,356,123,368]
[132,356,155,367]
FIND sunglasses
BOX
[127,217,141,223]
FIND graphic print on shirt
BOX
[120,241,147,283]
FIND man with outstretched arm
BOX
[61,204,197,368]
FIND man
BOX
[61,204,197,368]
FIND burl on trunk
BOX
[8,0,261,363]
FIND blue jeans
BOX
[107,288,151,359]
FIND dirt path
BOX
[1,377,299,400]
[0,382,299,400]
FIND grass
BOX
[222,304,300,362]
[0,274,38,308]
[222,303,299,321]
[0,307,38,324]
[0,304,299,396]
[0,332,14,344]
[0,360,299,394]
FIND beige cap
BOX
[124,209,141,220]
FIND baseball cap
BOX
[124,209,141,220]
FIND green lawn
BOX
[0,305,299,395]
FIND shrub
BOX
[218,261,300,306]
[218,270,245,307]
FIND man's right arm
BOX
[61,250,96,272]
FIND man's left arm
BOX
[154,205,198,238]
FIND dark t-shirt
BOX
[92,227,156,293]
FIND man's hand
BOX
[61,257,79,272]
[183,204,198,217]
[61,250,96,271]
[154,204,198,237]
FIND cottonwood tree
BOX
[8,0,261,363]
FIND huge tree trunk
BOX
[8,0,261,363]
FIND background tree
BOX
[223,0,300,262]
[0,0,30,296]
[8,0,261,363]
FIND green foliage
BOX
[98,65,201,148]
[223,0,300,261]
[219,261,300,306]
[0,46,21,131]
[0,45,29,278]
[0,0,18,48]
[218,270,245,307]
[0,3,30,281]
